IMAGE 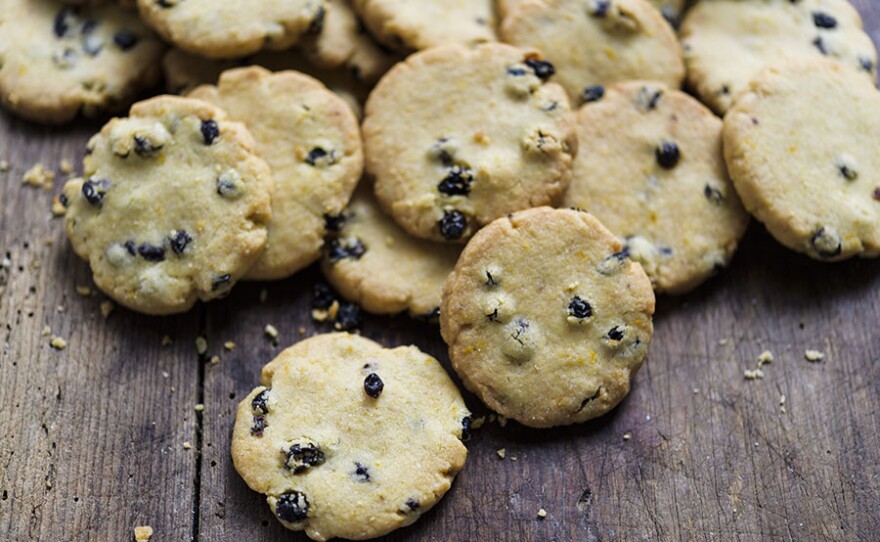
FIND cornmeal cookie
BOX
[563,82,750,294]
[500,0,684,104]
[321,186,461,319]
[136,0,327,59]
[62,96,272,315]
[364,43,577,243]
[353,0,496,51]
[232,333,470,541]
[681,0,877,114]
[190,67,362,280]
[440,207,655,428]
[723,60,880,261]
[0,0,165,124]
[499,0,687,28]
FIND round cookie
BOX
[352,0,497,51]
[500,0,684,104]
[723,59,880,261]
[231,333,470,540]
[681,0,878,115]
[0,0,165,124]
[136,0,327,59]
[563,81,750,294]
[321,185,462,319]
[62,95,272,315]
[440,207,655,428]
[364,43,577,243]
[190,67,363,281]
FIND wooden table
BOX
[2,4,880,540]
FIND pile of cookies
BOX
[2,0,878,539]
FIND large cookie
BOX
[353,0,496,51]
[681,0,877,114]
[364,43,577,243]
[62,96,272,314]
[321,185,461,319]
[190,67,363,281]
[500,0,684,104]
[0,0,165,124]
[723,59,880,261]
[563,81,750,294]
[231,333,470,540]
[441,207,655,428]
[136,0,327,59]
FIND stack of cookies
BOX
[3,0,878,539]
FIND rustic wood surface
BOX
[2,3,880,541]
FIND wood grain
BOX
[2,2,880,541]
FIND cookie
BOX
[0,0,165,124]
[190,67,363,281]
[680,0,877,115]
[363,43,577,243]
[562,81,750,294]
[500,0,684,104]
[231,333,470,540]
[440,207,655,428]
[162,49,372,119]
[723,59,880,261]
[498,0,687,28]
[353,0,497,51]
[136,0,327,59]
[62,96,272,315]
[321,185,461,319]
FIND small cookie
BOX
[440,207,655,428]
[353,0,497,51]
[723,60,880,261]
[0,0,165,124]
[62,96,272,314]
[364,43,577,243]
[681,0,877,114]
[232,333,470,540]
[190,67,363,281]
[500,0,684,104]
[563,82,750,294]
[136,0,327,59]
[321,185,461,319]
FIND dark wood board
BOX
[2,2,880,540]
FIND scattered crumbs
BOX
[497,415,508,428]
[312,300,339,324]
[59,159,74,175]
[623,432,632,441]
[182,441,192,450]
[0,159,9,172]
[744,368,764,380]
[194,404,205,412]
[195,336,208,355]
[134,525,153,542]
[537,508,547,520]
[470,416,486,430]
[805,350,825,363]
[223,341,236,351]
[76,285,92,296]
[264,324,279,340]
[780,394,787,414]
[22,163,55,190]
[51,195,66,217]
[100,301,114,319]
[757,350,774,366]
[496,448,506,460]
[718,338,729,346]
[50,336,67,350]
[209,355,220,366]
[161,335,173,346]
[259,288,268,303]
[41,325,51,336]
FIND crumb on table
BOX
[134,526,153,542]
[22,163,55,190]
[805,350,825,363]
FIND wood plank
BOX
[0,115,200,540]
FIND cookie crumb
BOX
[22,163,55,190]
[41,325,51,336]
[537,508,547,520]
[692,388,700,395]
[497,415,508,428]
[223,341,236,351]
[134,525,153,542]
[76,285,92,296]
[209,355,220,366]
[194,404,205,412]
[719,338,729,346]
[100,301,114,319]
[744,368,764,380]
[59,159,74,175]
[757,350,774,366]
[195,336,208,355]
[298,326,306,334]
[623,432,632,441]
[804,350,825,363]
[496,448,506,459]
[182,441,192,450]
[50,336,67,350]
[56,305,65,313]
[470,416,486,429]
[161,335,173,346]
[259,288,268,303]
[264,324,279,340]
[51,196,67,217]
[0,160,9,172]
[779,394,786,414]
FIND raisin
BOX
[506,66,527,77]
[327,238,365,262]
[655,141,680,169]
[124,241,137,256]
[59,193,69,207]
[285,442,325,474]
[873,188,880,201]
[581,85,605,104]
[838,163,858,181]
[312,283,337,311]
[133,135,160,156]
[275,492,309,523]
[306,147,337,167]
[169,231,192,255]
[485,270,499,286]
[486,308,500,322]
[606,326,625,341]
[364,373,384,398]
[859,56,875,73]
[138,243,166,262]
[113,31,139,50]
[704,184,724,205]
[353,462,371,482]
[334,303,362,331]
[308,6,326,34]
[216,171,241,198]
[437,166,473,196]
[813,36,828,55]
[324,212,348,232]
[812,12,837,29]
[54,8,75,38]
[810,227,842,258]
[524,58,555,80]
[200,119,220,145]
[405,499,420,511]
[592,0,611,17]
[438,210,467,240]
[568,296,592,319]
[460,416,472,441]
[251,415,266,437]
[212,274,232,291]
[81,178,109,206]
[252,388,271,414]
